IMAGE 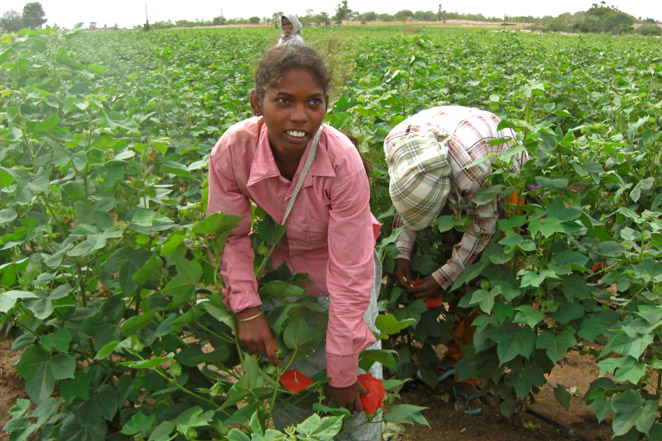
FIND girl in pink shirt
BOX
[206,44,382,438]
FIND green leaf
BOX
[374,314,415,336]
[119,353,174,369]
[603,332,654,359]
[8,399,31,418]
[60,371,92,402]
[432,215,455,233]
[457,288,498,313]
[191,212,242,235]
[513,305,543,328]
[0,208,18,225]
[553,384,571,410]
[474,184,507,205]
[35,114,60,133]
[200,301,236,332]
[121,412,156,435]
[598,357,646,384]
[128,254,160,286]
[596,241,627,257]
[519,270,557,288]
[611,389,658,436]
[58,415,107,441]
[74,384,118,427]
[384,404,430,426]
[226,429,251,441]
[40,328,72,353]
[14,346,76,401]
[546,198,582,221]
[295,414,343,439]
[359,349,397,371]
[283,315,325,350]
[494,326,536,365]
[106,111,139,132]
[161,160,193,178]
[258,280,305,298]
[0,290,38,313]
[148,420,176,441]
[536,331,577,364]
[255,214,287,246]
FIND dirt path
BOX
[398,348,613,441]
[0,336,27,439]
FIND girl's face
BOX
[281,17,293,35]
[250,68,327,159]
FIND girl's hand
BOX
[237,307,279,366]
[324,381,368,413]
[408,275,443,301]
[393,258,412,289]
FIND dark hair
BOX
[254,44,329,100]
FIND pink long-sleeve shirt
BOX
[206,116,380,387]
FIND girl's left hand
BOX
[408,275,443,300]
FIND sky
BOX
[2,0,660,29]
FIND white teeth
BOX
[287,130,306,138]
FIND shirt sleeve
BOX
[325,168,377,388]
[431,197,498,290]
[431,135,499,290]
[392,212,417,261]
[206,140,262,313]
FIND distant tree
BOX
[637,23,661,36]
[315,12,331,26]
[272,11,283,28]
[212,15,226,25]
[394,10,414,22]
[22,2,47,29]
[89,21,97,30]
[248,16,260,24]
[377,13,394,22]
[333,0,351,25]
[359,11,377,22]
[413,10,436,21]
[573,3,634,34]
[0,10,24,33]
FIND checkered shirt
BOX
[384,106,529,290]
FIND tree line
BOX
[1,1,660,37]
[0,2,46,33]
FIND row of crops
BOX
[0,23,661,440]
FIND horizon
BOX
[1,0,660,30]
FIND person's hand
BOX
[324,381,368,413]
[408,275,443,301]
[237,307,278,366]
[393,258,412,289]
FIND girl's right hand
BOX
[237,307,279,366]
[393,258,412,289]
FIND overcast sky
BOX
[2,0,660,29]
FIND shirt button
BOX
[292,241,296,245]
[293,256,298,259]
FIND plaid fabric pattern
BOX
[385,106,529,290]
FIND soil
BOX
[394,347,614,441]
[0,335,613,441]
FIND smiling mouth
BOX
[286,130,307,139]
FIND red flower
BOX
[592,261,604,272]
[358,373,385,414]
[425,296,443,308]
[279,369,313,394]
